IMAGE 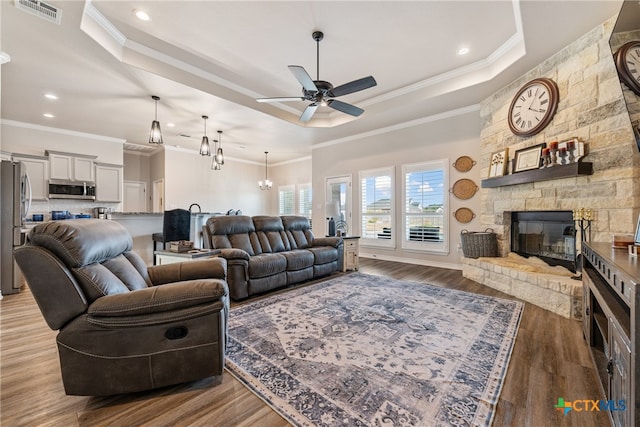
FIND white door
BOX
[152,179,164,213]
[123,181,147,212]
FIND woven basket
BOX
[460,229,497,258]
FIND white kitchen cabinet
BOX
[12,154,49,201]
[95,163,123,202]
[47,150,96,182]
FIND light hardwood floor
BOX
[1,258,610,426]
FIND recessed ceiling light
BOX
[43,113,54,118]
[167,122,176,128]
[457,47,470,56]
[133,9,151,21]
[44,93,58,100]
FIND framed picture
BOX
[635,213,640,245]
[488,148,508,178]
[513,143,546,173]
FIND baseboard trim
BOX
[359,252,462,271]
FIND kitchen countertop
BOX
[112,212,219,216]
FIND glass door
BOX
[325,176,351,236]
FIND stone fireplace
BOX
[462,19,640,320]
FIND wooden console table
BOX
[582,241,639,426]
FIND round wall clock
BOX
[508,77,559,137]
[615,41,640,97]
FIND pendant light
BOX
[258,151,272,190]
[215,130,225,165]
[199,115,211,156]
[211,140,221,170]
[148,95,163,144]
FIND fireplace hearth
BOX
[511,211,576,272]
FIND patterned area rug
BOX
[226,273,523,427]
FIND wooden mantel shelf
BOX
[481,161,593,188]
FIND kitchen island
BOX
[111,212,219,265]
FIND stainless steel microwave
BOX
[48,179,96,200]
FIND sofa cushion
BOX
[253,216,289,253]
[308,246,339,265]
[208,216,257,255]
[281,216,314,249]
[248,253,287,279]
[282,249,314,271]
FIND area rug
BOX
[226,273,523,427]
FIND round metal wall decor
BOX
[452,156,476,172]
[450,178,479,200]
[453,207,475,223]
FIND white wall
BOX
[162,146,267,215]
[312,108,482,270]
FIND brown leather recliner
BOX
[14,219,229,396]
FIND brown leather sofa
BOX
[204,215,343,300]
[14,219,229,396]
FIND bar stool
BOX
[152,209,191,264]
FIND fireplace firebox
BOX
[511,211,576,272]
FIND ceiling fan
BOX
[257,31,377,122]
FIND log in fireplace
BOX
[511,210,576,272]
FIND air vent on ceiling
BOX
[16,0,62,25]
[123,142,159,154]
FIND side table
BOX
[342,236,360,272]
[154,249,221,265]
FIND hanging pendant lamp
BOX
[211,140,221,170]
[199,115,211,156]
[215,130,225,165]
[148,95,163,144]
[258,151,272,190]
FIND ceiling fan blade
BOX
[327,99,364,117]
[329,76,377,97]
[289,65,318,92]
[257,97,305,103]
[299,104,318,122]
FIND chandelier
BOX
[258,151,272,190]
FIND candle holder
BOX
[549,148,558,166]
[558,148,568,165]
[540,149,550,168]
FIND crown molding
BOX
[1,120,126,143]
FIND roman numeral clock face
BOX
[615,41,640,97]
[508,78,559,137]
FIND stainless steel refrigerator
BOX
[1,160,31,296]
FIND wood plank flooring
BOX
[1,258,610,426]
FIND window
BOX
[402,160,448,253]
[278,185,295,215]
[298,183,312,228]
[360,167,394,248]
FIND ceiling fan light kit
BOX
[257,30,377,122]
